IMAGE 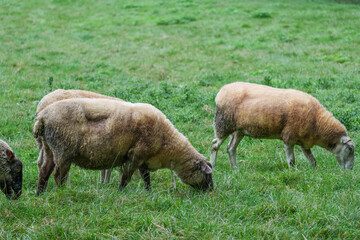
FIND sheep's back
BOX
[36,89,122,115]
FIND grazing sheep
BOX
[0,139,23,200]
[36,89,123,183]
[34,98,213,195]
[36,89,122,114]
[210,82,355,169]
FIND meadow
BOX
[1,0,360,238]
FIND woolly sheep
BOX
[34,98,213,195]
[36,89,123,183]
[210,82,355,169]
[0,139,23,200]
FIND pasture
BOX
[1,0,360,238]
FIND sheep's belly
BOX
[241,128,281,139]
[72,156,124,170]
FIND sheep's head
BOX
[177,158,213,191]
[1,149,23,200]
[332,136,355,170]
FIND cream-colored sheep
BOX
[36,89,123,184]
[36,89,122,114]
[0,139,23,199]
[34,98,213,195]
[210,82,355,169]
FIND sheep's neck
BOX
[167,140,197,171]
[313,109,347,149]
[161,128,200,172]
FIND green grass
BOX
[1,0,360,238]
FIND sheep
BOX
[210,82,355,170]
[33,98,213,195]
[36,89,123,184]
[36,89,122,114]
[0,139,23,200]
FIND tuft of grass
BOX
[156,16,196,25]
[252,11,272,18]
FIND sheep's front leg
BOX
[284,144,295,168]
[210,137,226,167]
[139,166,151,191]
[227,131,244,168]
[36,148,55,196]
[119,162,138,191]
[54,162,71,187]
[119,148,146,191]
[301,147,317,169]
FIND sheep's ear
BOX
[6,150,14,161]
[200,162,213,174]
[340,136,352,144]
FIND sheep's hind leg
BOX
[100,170,106,183]
[54,166,70,185]
[284,144,295,168]
[36,145,44,169]
[100,169,113,183]
[227,131,244,168]
[36,145,55,196]
[210,137,226,167]
[171,171,176,188]
[301,147,317,169]
[119,162,138,191]
[119,150,143,191]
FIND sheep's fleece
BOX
[34,98,213,194]
[210,82,355,170]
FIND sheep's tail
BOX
[33,117,45,138]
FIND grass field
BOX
[1,0,360,238]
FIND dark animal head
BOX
[1,149,23,200]
[178,158,213,191]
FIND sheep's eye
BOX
[347,145,354,152]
